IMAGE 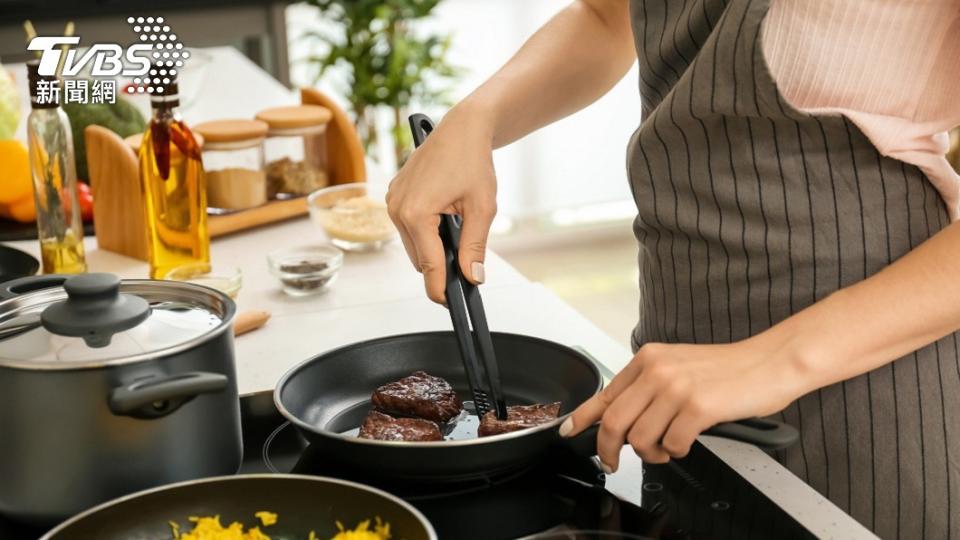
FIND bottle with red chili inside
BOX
[137,65,209,279]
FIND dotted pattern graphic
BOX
[125,16,189,94]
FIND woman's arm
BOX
[767,218,960,393]
[465,0,637,149]
[563,218,960,472]
[387,0,636,303]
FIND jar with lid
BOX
[255,105,332,198]
[193,119,269,211]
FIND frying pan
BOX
[39,474,436,539]
[275,332,798,481]
[0,245,39,284]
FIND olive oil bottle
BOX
[138,70,209,279]
[25,61,87,274]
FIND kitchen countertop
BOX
[2,46,876,540]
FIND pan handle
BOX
[562,417,798,458]
[0,274,69,300]
[702,417,799,449]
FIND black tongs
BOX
[408,113,508,421]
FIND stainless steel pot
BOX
[0,273,242,524]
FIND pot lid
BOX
[0,273,235,370]
[255,105,332,131]
[194,119,269,144]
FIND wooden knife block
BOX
[84,88,367,261]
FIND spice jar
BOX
[193,119,269,211]
[255,105,332,198]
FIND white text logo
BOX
[28,37,152,77]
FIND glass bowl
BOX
[307,182,398,251]
[164,263,242,298]
[267,245,343,296]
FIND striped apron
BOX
[626,1,960,538]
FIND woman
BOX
[386,1,960,538]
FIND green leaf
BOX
[296,0,462,160]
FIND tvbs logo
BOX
[27,16,184,78]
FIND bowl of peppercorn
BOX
[267,244,343,296]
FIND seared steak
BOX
[478,402,562,437]
[357,411,443,441]
[371,371,463,423]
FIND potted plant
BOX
[300,0,460,168]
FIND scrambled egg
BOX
[254,512,278,527]
[169,515,270,540]
[169,512,391,540]
[329,518,391,540]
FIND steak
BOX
[357,410,443,442]
[477,402,562,437]
[371,371,463,423]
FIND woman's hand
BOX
[387,104,498,304]
[560,339,803,471]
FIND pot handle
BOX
[109,371,228,419]
[563,417,798,458]
[0,274,69,300]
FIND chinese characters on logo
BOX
[91,80,116,104]
[34,79,59,105]
[34,79,118,106]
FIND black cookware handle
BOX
[109,371,228,419]
[563,417,798,458]
[409,112,433,146]
[0,274,69,300]
[703,417,799,449]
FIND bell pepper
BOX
[77,182,94,222]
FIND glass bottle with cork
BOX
[26,60,87,274]
[138,66,209,279]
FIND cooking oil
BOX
[25,60,87,275]
[39,229,86,274]
[138,73,209,279]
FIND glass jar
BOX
[193,119,268,211]
[255,105,332,198]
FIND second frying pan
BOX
[39,475,435,539]
[0,245,38,284]
[275,331,797,481]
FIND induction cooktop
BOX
[0,391,815,539]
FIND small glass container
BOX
[256,105,332,199]
[164,263,242,298]
[307,182,398,251]
[267,245,343,296]
[193,119,269,211]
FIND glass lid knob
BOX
[41,273,150,348]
